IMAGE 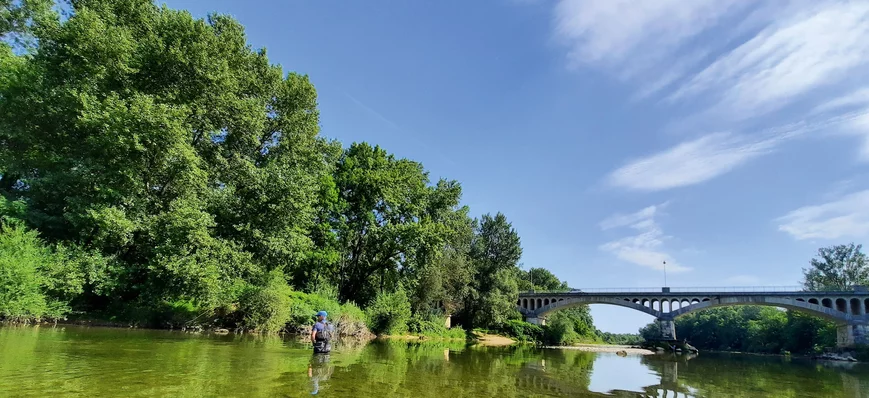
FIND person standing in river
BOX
[311,311,332,354]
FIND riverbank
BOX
[472,332,516,346]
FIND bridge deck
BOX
[519,290,869,297]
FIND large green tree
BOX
[313,142,467,305]
[518,267,569,292]
[0,0,331,314]
[462,212,523,328]
[802,243,869,291]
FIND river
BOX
[1,325,868,397]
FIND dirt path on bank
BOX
[473,333,516,346]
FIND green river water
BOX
[1,325,868,397]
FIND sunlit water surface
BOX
[1,325,868,397]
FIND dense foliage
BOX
[802,243,869,291]
[640,307,836,354]
[0,0,584,336]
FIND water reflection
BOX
[307,354,334,395]
[2,326,868,398]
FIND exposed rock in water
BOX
[616,350,627,356]
[815,352,858,362]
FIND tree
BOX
[802,243,869,291]
[0,0,330,317]
[463,213,523,328]
[1,0,55,47]
[518,267,569,292]
[325,143,463,304]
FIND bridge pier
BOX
[837,321,869,348]
[657,318,676,340]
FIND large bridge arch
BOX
[667,296,849,323]
[522,296,662,319]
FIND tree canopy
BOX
[802,243,869,291]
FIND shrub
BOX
[408,311,466,339]
[238,270,292,333]
[0,222,69,322]
[499,319,543,342]
[365,288,412,335]
[287,289,368,337]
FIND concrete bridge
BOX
[517,287,869,347]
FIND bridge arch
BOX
[667,296,850,323]
[523,296,663,319]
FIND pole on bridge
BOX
[663,261,667,287]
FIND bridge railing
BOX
[520,286,807,294]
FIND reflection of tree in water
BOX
[516,352,869,398]
[328,341,596,397]
[287,339,869,397]
[514,348,595,395]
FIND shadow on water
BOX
[2,325,869,397]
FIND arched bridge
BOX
[517,287,869,347]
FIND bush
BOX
[238,270,292,333]
[287,289,368,338]
[365,288,412,335]
[499,319,543,342]
[0,222,70,322]
[408,311,466,339]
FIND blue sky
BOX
[164,0,869,333]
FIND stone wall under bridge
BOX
[517,289,869,348]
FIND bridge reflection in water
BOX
[514,353,869,398]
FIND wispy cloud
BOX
[552,0,869,190]
[670,2,869,121]
[844,113,869,161]
[777,189,869,240]
[606,108,869,192]
[812,87,869,115]
[345,92,399,129]
[606,132,783,192]
[599,203,691,272]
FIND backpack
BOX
[316,321,334,342]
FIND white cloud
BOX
[606,112,866,192]
[607,132,781,192]
[599,204,691,272]
[553,1,869,188]
[553,0,743,72]
[599,203,666,230]
[777,190,869,240]
[845,113,869,161]
[813,87,869,115]
[672,2,869,120]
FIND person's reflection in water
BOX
[307,353,334,395]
